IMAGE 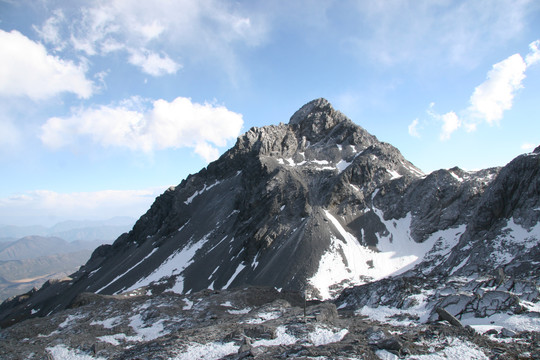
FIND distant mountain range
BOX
[0,236,106,261]
[0,250,92,301]
[0,217,135,242]
[0,233,128,301]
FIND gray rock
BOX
[500,328,517,337]
[0,98,538,354]
[435,307,463,328]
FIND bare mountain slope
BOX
[0,99,538,335]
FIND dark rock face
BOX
[0,99,538,343]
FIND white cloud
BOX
[440,112,461,140]
[521,143,537,151]
[128,49,181,76]
[408,119,420,138]
[348,0,533,67]
[138,21,165,41]
[36,0,266,77]
[0,187,166,226]
[466,39,539,127]
[33,9,66,51]
[69,5,119,56]
[40,96,243,162]
[426,104,461,140]
[0,30,94,100]
[424,39,540,140]
[194,142,220,163]
[525,39,540,66]
[467,54,527,125]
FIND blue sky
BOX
[0,0,539,226]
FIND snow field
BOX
[461,311,540,333]
[309,210,464,300]
[376,337,488,359]
[167,324,349,360]
[172,342,239,360]
[127,232,212,293]
[90,315,122,329]
[490,217,540,266]
[356,291,432,326]
[184,180,221,205]
[46,345,107,360]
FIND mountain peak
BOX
[289,98,332,125]
[289,98,349,128]
[287,98,352,144]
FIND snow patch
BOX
[129,313,167,341]
[127,233,211,293]
[227,308,251,314]
[376,337,488,359]
[386,169,402,180]
[349,184,361,192]
[97,333,129,346]
[248,325,348,348]
[310,210,465,299]
[59,314,85,329]
[184,181,221,205]
[374,209,465,276]
[90,316,122,329]
[182,298,194,310]
[336,159,352,173]
[47,344,107,360]
[251,326,297,347]
[224,262,246,289]
[357,293,431,326]
[97,247,159,294]
[244,311,281,324]
[177,220,190,232]
[450,172,464,182]
[489,217,540,266]
[450,255,470,275]
[461,311,540,333]
[88,268,100,277]
[251,252,261,269]
[172,341,239,360]
[308,326,349,346]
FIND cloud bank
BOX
[349,0,532,67]
[0,187,165,226]
[412,39,540,140]
[40,97,244,162]
[0,29,93,100]
[468,54,527,127]
[34,0,266,77]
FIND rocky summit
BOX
[0,98,539,359]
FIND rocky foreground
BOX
[0,286,537,359]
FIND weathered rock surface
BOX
[0,98,538,357]
[0,287,538,359]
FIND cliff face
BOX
[1,99,538,332]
